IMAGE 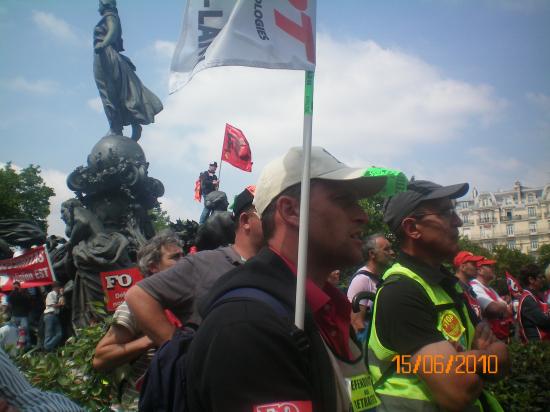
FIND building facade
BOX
[457,181,550,255]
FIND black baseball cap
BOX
[231,186,255,220]
[383,180,469,232]
[209,161,218,167]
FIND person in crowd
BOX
[453,251,484,320]
[516,264,550,342]
[0,347,84,411]
[126,186,263,346]
[6,282,31,350]
[470,258,513,341]
[368,179,508,411]
[544,264,550,305]
[198,162,219,224]
[0,322,18,356]
[92,231,184,411]
[184,146,386,412]
[347,233,394,343]
[327,269,341,287]
[43,282,64,352]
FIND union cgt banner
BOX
[0,245,56,291]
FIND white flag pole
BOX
[295,70,314,330]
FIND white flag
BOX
[169,0,316,93]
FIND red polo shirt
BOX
[270,248,353,360]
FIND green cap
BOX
[363,167,408,197]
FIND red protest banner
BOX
[0,245,56,291]
[100,267,144,312]
[222,123,253,172]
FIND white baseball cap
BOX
[253,146,387,216]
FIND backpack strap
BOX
[213,287,291,318]
[211,287,310,355]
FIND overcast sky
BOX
[1,0,549,236]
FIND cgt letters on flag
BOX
[170,0,316,93]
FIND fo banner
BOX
[170,0,317,92]
[0,245,56,291]
[100,267,144,312]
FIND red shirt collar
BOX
[270,247,353,359]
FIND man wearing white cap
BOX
[185,147,386,412]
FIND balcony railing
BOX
[479,217,497,224]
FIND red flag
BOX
[222,123,252,172]
[505,271,523,299]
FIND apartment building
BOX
[457,181,550,255]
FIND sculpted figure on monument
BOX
[64,136,164,327]
[93,0,163,141]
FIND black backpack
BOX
[138,287,307,412]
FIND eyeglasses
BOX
[412,207,458,219]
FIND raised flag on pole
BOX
[222,123,252,172]
[169,0,316,93]
[505,271,523,299]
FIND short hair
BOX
[234,203,256,231]
[137,230,182,276]
[362,233,385,260]
[261,183,302,241]
[519,263,541,288]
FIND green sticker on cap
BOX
[364,167,408,197]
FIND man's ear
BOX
[276,195,300,228]
[148,263,159,275]
[238,211,251,230]
[401,217,421,240]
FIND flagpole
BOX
[295,70,314,330]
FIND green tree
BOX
[457,237,492,258]
[359,194,392,241]
[0,162,55,232]
[149,204,171,233]
[492,245,534,276]
[536,244,550,271]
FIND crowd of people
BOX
[1,146,549,411]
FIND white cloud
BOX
[153,40,176,59]
[87,97,103,113]
[8,76,58,94]
[41,168,73,237]
[31,10,79,44]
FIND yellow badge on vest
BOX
[345,373,380,411]
[438,310,465,343]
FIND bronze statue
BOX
[93,0,163,141]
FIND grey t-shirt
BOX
[137,246,243,325]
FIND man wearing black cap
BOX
[368,180,508,411]
[199,162,219,224]
[126,186,263,346]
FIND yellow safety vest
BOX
[367,263,503,412]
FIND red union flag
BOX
[0,245,56,291]
[254,401,312,412]
[169,0,316,93]
[505,271,523,299]
[100,267,144,312]
[222,123,252,172]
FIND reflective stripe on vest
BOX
[367,263,500,412]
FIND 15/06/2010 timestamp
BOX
[392,354,498,375]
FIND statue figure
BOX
[93,0,163,141]
[63,136,164,327]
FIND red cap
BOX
[476,258,496,267]
[453,251,484,268]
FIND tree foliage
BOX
[492,246,535,276]
[536,244,550,272]
[0,163,55,233]
[15,305,120,411]
[149,203,171,233]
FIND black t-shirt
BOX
[374,252,470,355]
[520,290,550,341]
[7,290,31,317]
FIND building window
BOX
[528,206,536,217]
[529,222,537,234]
[480,227,488,239]
[480,211,491,223]
[506,197,513,205]
[506,224,514,236]
[481,197,490,207]
[462,214,469,223]
[531,238,539,251]
[505,209,512,221]
[527,193,535,203]
[507,239,516,250]
[484,243,494,252]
